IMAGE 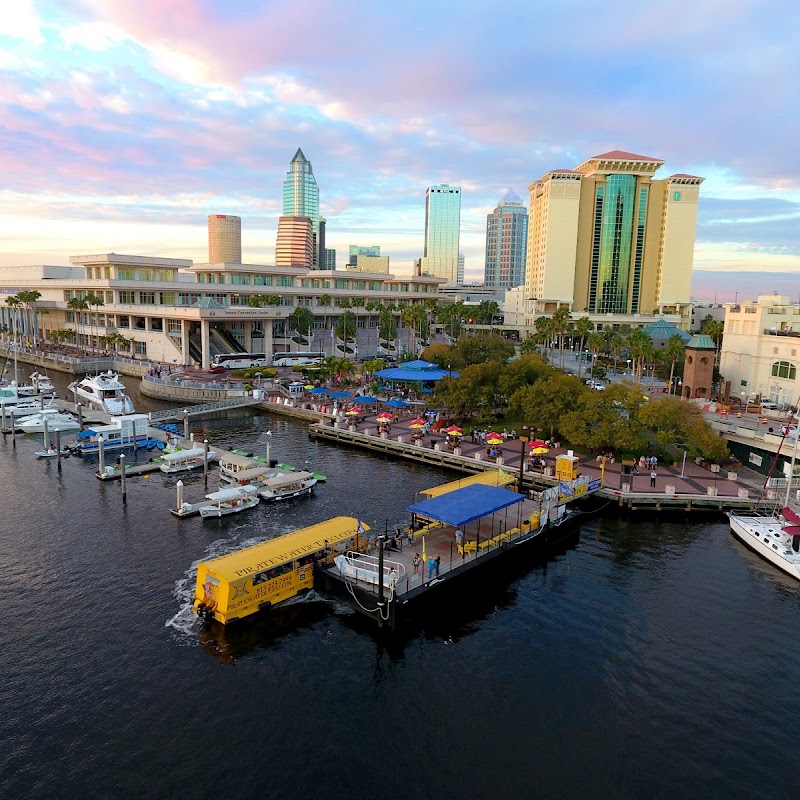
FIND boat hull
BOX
[729,513,800,580]
[258,484,314,503]
[199,497,260,518]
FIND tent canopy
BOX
[406,484,525,527]
[375,359,458,382]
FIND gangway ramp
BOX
[148,397,262,422]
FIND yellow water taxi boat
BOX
[193,516,369,624]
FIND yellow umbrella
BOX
[531,446,549,455]
[486,436,503,445]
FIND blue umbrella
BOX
[356,395,378,404]
[307,387,329,395]
[384,398,408,408]
[328,391,353,399]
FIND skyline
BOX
[1,1,799,302]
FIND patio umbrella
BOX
[307,387,329,395]
[444,425,463,434]
[356,396,378,404]
[346,406,363,415]
[376,412,394,421]
[486,432,504,444]
[530,445,549,455]
[384,398,408,408]
[530,439,547,449]
[328,391,352,400]
[409,418,426,428]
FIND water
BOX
[1,385,799,799]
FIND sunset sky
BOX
[1,0,799,301]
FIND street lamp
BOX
[518,425,531,493]
[626,359,631,377]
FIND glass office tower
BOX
[484,189,528,289]
[282,149,320,265]
[420,184,461,284]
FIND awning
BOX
[406,484,525,527]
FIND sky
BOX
[1,0,799,302]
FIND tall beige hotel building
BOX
[522,150,703,327]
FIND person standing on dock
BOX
[428,556,436,581]
[412,552,421,576]
[434,553,440,578]
[650,470,657,488]
[455,528,464,551]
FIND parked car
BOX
[760,401,779,410]
[208,365,227,374]
[780,424,798,438]
[586,379,605,391]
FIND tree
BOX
[452,331,514,367]
[289,306,315,342]
[17,290,42,346]
[573,316,593,380]
[378,304,397,349]
[639,396,729,461]
[85,291,105,353]
[335,310,357,356]
[433,361,504,422]
[419,342,457,369]
[626,329,653,383]
[509,372,583,440]
[66,296,89,355]
[533,316,553,360]
[550,306,571,368]
[664,334,686,395]
[5,295,22,347]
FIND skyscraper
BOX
[484,190,528,289]
[283,148,320,266]
[525,150,703,318]
[275,216,313,268]
[419,184,461,284]
[207,214,241,262]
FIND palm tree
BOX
[664,334,686,395]
[573,316,593,380]
[5,295,22,348]
[85,291,105,353]
[289,306,315,346]
[626,329,653,383]
[586,331,605,374]
[66,297,89,355]
[378,304,397,352]
[335,310,357,357]
[550,306,571,368]
[17,290,42,346]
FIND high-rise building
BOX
[525,150,703,318]
[484,190,528,289]
[283,148,320,266]
[348,245,381,265]
[207,214,241,263]
[418,184,461,284]
[275,216,313,268]
[324,248,337,270]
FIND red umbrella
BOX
[346,405,364,414]
[409,417,427,427]
[377,411,393,421]
[529,439,548,449]
[444,425,463,433]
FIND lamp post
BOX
[518,425,531,493]
[626,359,631,377]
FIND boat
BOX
[35,445,72,458]
[193,517,365,623]
[158,446,216,474]
[255,470,317,502]
[69,371,135,415]
[218,451,273,485]
[2,397,58,419]
[17,372,56,398]
[276,462,327,481]
[198,485,260,519]
[72,414,150,453]
[729,413,800,580]
[16,411,80,433]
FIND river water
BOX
[1,372,799,799]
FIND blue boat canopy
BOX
[76,429,97,438]
[406,484,525,527]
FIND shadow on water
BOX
[727,532,800,596]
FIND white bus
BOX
[271,351,325,367]
[210,352,269,369]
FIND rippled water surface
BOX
[1,378,799,799]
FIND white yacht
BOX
[17,372,56,398]
[70,371,135,415]
[16,411,80,433]
[728,507,800,580]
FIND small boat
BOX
[276,462,327,482]
[159,446,216,474]
[17,372,56,398]
[3,399,59,419]
[69,371,135,416]
[72,414,149,454]
[256,470,317,502]
[35,446,71,458]
[16,412,80,433]
[198,485,260,518]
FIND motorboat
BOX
[35,445,72,458]
[198,485,260,519]
[255,470,317,502]
[158,446,217,474]
[70,371,135,415]
[16,411,80,433]
[728,507,800,580]
[1,396,58,419]
[17,372,56,398]
[72,414,150,454]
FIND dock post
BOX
[42,417,49,453]
[377,534,386,617]
[1,404,6,436]
[76,403,83,431]
[203,439,209,488]
[98,435,105,475]
[176,480,184,511]
[119,455,127,504]
[183,409,190,439]
[55,429,62,473]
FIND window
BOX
[138,268,155,281]
[160,292,176,305]
[118,315,129,328]
[335,280,348,289]
[119,291,135,304]
[178,292,200,306]
[771,361,797,380]
[139,291,156,305]
[117,268,135,280]
[105,291,114,303]
[159,269,175,281]
[134,341,147,356]
[253,275,272,286]
[150,318,163,332]
[277,276,294,287]
[167,319,182,334]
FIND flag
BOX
[421,534,427,566]
[356,518,365,535]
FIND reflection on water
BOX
[3,396,800,800]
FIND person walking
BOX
[412,552,421,576]
[650,469,657,488]
[434,553,441,578]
